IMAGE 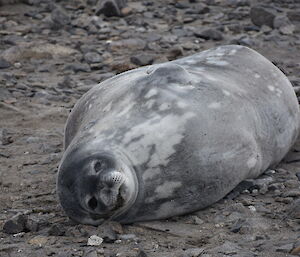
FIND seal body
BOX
[57,45,299,225]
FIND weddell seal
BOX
[57,45,300,225]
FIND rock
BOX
[51,5,70,28]
[109,38,146,51]
[230,218,245,233]
[118,234,137,241]
[279,24,295,35]
[282,190,300,198]
[273,15,295,35]
[84,250,98,257]
[48,224,65,236]
[87,235,103,246]
[182,248,204,257]
[287,11,300,22]
[285,199,300,219]
[296,171,300,181]
[194,28,223,41]
[276,243,294,253]
[84,52,103,64]
[25,217,40,232]
[136,250,147,257]
[2,43,78,63]
[65,63,91,73]
[291,245,300,255]
[167,46,184,60]
[96,0,127,17]
[250,6,276,28]
[28,236,48,246]
[3,214,28,234]
[130,54,154,66]
[0,128,12,145]
[0,58,11,69]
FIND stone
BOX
[118,234,137,240]
[230,218,245,233]
[183,248,204,257]
[2,43,78,63]
[296,171,300,181]
[65,63,91,73]
[194,28,223,41]
[291,245,300,255]
[130,54,154,66]
[87,235,103,246]
[48,224,66,236]
[51,5,70,28]
[109,38,146,51]
[84,52,103,64]
[276,243,294,253]
[136,250,147,257]
[0,128,12,145]
[250,6,276,28]
[0,58,11,69]
[287,11,300,22]
[3,214,28,234]
[28,236,48,246]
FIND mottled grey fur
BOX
[57,45,299,225]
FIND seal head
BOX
[57,143,138,225]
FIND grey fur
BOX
[57,45,299,225]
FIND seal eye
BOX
[94,161,106,173]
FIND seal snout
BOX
[85,170,125,214]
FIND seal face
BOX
[58,45,300,225]
[57,144,138,225]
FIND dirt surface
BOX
[0,0,300,256]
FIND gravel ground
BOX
[0,0,300,256]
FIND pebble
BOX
[28,236,48,246]
[84,52,103,64]
[0,58,11,69]
[250,5,276,28]
[87,235,103,246]
[48,224,66,236]
[276,243,294,253]
[136,250,148,257]
[65,63,91,73]
[130,54,154,66]
[118,234,137,241]
[3,213,27,234]
[194,28,223,41]
[0,128,12,145]
[51,5,71,28]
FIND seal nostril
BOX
[88,197,98,210]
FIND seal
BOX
[57,45,300,225]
